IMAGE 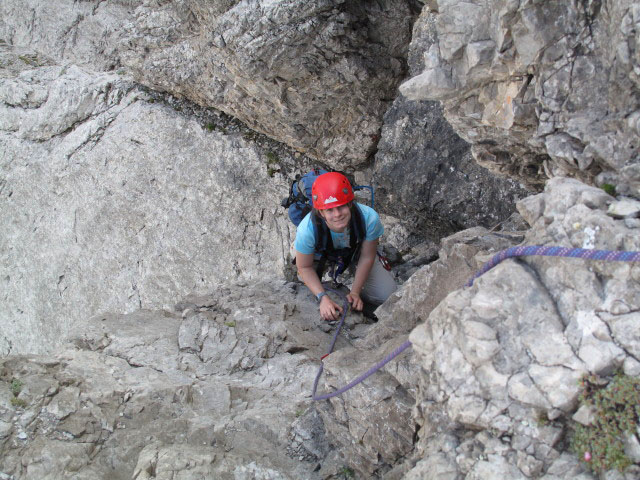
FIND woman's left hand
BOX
[347,291,363,311]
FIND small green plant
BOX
[10,397,27,408]
[265,151,280,177]
[224,321,236,328]
[206,123,215,132]
[10,379,23,397]
[339,466,355,479]
[9,379,26,408]
[536,410,550,427]
[18,54,39,66]
[601,183,616,196]
[265,151,279,163]
[570,372,640,474]
[295,408,304,418]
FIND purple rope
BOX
[312,339,412,401]
[312,246,640,401]
[465,246,640,287]
[311,287,414,401]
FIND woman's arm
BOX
[347,239,378,310]
[296,251,343,321]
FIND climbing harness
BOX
[311,245,640,401]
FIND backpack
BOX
[281,168,328,226]
[281,169,375,283]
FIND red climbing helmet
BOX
[311,172,354,210]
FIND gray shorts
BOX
[355,253,398,306]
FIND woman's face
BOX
[319,204,351,233]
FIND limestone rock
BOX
[362,226,524,350]
[373,7,531,241]
[0,45,296,354]
[608,198,640,218]
[405,177,640,479]
[0,281,351,479]
[313,226,524,478]
[400,1,640,195]
[0,0,421,166]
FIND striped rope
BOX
[465,246,640,287]
[312,246,640,401]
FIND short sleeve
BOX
[358,204,384,241]
[294,213,316,255]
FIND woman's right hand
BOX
[319,295,343,321]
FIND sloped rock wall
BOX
[315,227,525,477]
[0,0,421,166]
[401,1,640,195]
[0,46,295,354]
[372,6,531,239]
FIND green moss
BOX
[10,379,23,397]
[10,397,27,408]
[570,373,640,473]
[536,410,550,427]
[601,183,616,196]
[339,466,355,479]
[18,54,39,66]
[206,123,215,132]
[265,151,279,163]
[224,321,236,328]
[265,151,280,177]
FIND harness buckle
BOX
[378,253,392,271]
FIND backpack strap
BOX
[311,211,332,279]
[346,203,366,266]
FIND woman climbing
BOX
[294,172,397,321]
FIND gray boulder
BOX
[405,177,640,479]
[373,7,531,240]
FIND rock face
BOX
[314,226,525,477]
[2,1,640,479]
[0,45,296,354]
[372,6,531,241]
[0,281,353,479]
[0,0,421,166]
[405,178,640,479]
[372,92,530,241]
[400,1,640,195]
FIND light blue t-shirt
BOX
[294,203,383,255]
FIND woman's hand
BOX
[319,295,343,321]
[347,291,363,311]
